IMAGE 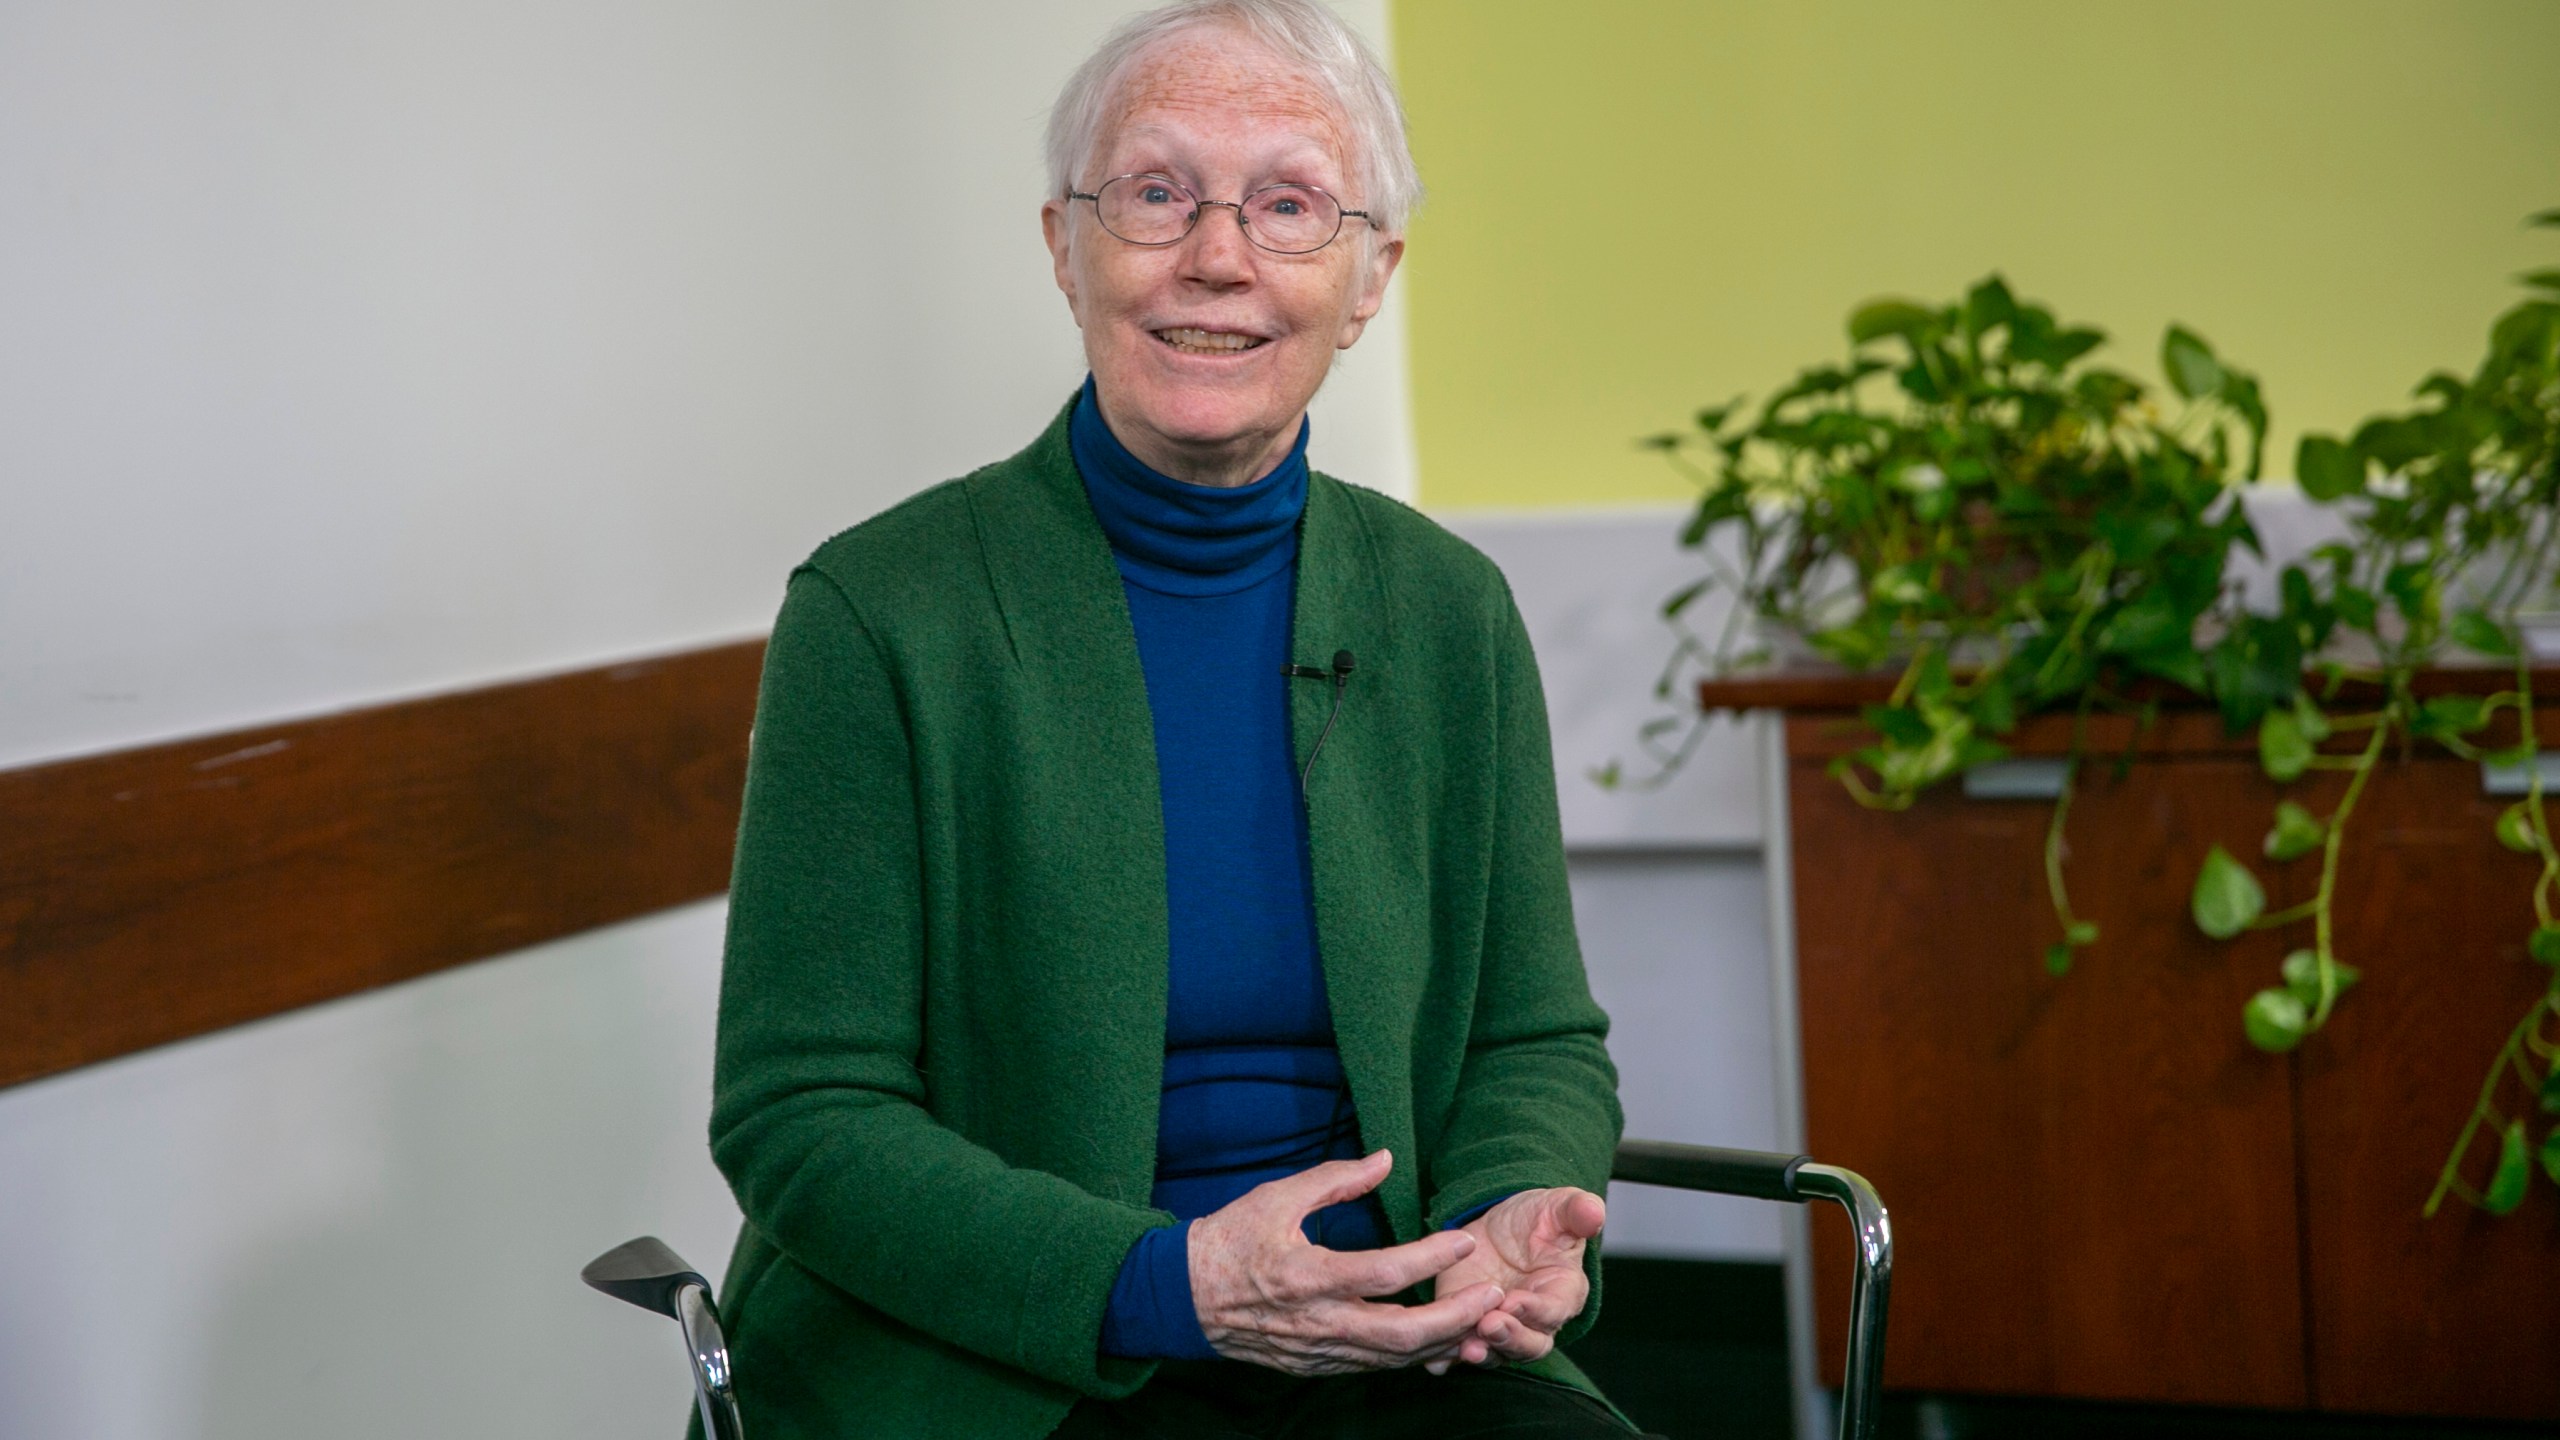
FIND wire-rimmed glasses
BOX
[1066,174,1373,255]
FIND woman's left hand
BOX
[1424,1187,1606,1373]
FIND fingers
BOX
[1552,1188,1606,1241]
[1491,1270,1583,1333]
[1327,1280,1505,1360]
[1259,1150,1394,1223]
[1315,1229,1476,1298]
[1479,1306,1555,1363]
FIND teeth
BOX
[1156,327,1264,353]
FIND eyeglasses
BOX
[1066,173,1374,256]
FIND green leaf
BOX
[2295,434,2365,501]
[2542,1129,2560,1186]
[2134,647,2210,695]
[2451,608,2517,658]
[1969,679,2018,735]
[2384,562,2435,625]
[2193,845,2268,939]
[2531,925,2560,966]
[2097,592,2190,656]
[2280,948,2359,1004]
[2044,941,2073,976]
[2208,614,2303,733]
[1964,275,2018,337]
[1662,578,1712,619]
[2542,1062,2560,1115]
[2496,801,2540,854]
[2417,694,2492,738]
[1860,704,1935,748]
[2291,692,2332,743]
[2531,207,2560,229]
[1850,300,1939,345]
[1869,563,1932,607]
[2243,988,2310,1053]
[2483,1120,2531,1215]
[2265,801,2327,861]
[2163,324,2223,400]
[2067,921,2100,946]
[2520,268,2560,295]
[2258,709,2312,783]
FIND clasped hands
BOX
[1186,1148,1605,1377]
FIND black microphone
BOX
[1284,649,1357,787]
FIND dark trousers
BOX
[1048,1359,1662,1440]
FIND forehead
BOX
[1098,29,1352,175]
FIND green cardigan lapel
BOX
[961,411,1425,1237]
[1290,475,1424,1238]
[959,404,1172,1204]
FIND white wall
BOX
[0,0,1412,773]
[0,4,1414,1438]
[1440,511,1785,1260]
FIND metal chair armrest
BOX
[1609,1140,1891,1440]
[584,1237,746,1440]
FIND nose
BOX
[1178,200,1257,286]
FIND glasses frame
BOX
[1065,173,1376,256]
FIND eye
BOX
[1267,196,1306,217]
[1139,183,1177,206]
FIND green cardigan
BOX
[707,401,1624,1440]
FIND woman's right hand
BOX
[1187,1149,1506,1376]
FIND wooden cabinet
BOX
[1725,678,2560,1422]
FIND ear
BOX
[1334,231,1404,350]
[1041,198,1082,321]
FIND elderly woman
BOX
[708,3,1634,1437]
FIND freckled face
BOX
[1041,32,1402,486]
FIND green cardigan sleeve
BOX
[1422,580,1625,1347]
[709,570,1166,1397]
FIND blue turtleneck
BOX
[1071,379,1382,1361]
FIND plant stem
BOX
[2044,701,2091,955]
[2307,717,2393,1029]
[2426,1003,2547,1217]
[2249,900,2322,929]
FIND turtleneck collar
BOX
[1071,375,1308,598]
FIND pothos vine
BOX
[2187,210,2560,1214]
[1615,275,2266,978]
[1632,210,2560,1217]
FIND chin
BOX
[1111,376,1289,453]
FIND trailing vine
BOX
[1633,211,2560,1215]
[2190,209,2560,1214]
[1617,276,2265,975]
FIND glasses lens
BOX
[1095,175,1195,245]
[1241,185,1342,253]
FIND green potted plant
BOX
[1629,275,2265,974]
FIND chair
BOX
[583,1140,1890,1440]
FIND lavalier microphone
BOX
[1283,650,1356,787]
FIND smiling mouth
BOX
[1153,327,1267,356]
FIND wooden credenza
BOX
[1716,672,2560,1421]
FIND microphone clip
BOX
[1282,650,1357,788]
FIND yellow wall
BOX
[1390,0,2560,509]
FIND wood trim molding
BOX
[0,640,765,1090]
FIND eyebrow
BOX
[1111,123,1343,183]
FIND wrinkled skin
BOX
[1186,1151,1606,1376]
[1040,28,1402,488]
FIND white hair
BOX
[1044,0,1423,234]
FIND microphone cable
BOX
[1283,650,1356,789]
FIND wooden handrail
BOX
[0,640,764,1089]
